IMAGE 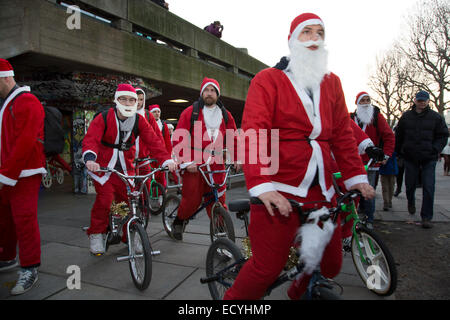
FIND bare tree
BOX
[369,49,419,127]
[399,0,449,116]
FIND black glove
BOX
[365,146,385,162]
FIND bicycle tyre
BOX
[162,194,181,239]
[56,168,64,185]
[205,238,245,300]
[42,173,52,189]
[138,185,151,229]
[311,286,342,300]
[128,222,152,291]
[148,182,166,216]
[210,204,236,243]
[351,224,397,296]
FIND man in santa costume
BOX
[171,78,240,241]
[83,84,176,255]
[0,59,46,295]
[351,92,395,229]
[223,13,375,300]
[148,104,173,189]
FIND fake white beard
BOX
[115,100,137,118]
[288,40,329,90]
[295,207,335,276]
[356,104,375,125]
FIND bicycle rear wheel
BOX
[311,286,342,300]
[162,194,181,239]
[138,186,151,229]
[351,224,397,296]
[210,204,235,243]
[128,222,152,291]
[148,182,166,216]
[205,238,245,300]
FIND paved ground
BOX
[1,162,449,301]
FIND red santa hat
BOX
[288,13,324,47]
[149,105,161,113]
[115,83,138,100]
[0,59,14,78]
[200,77,221,97]
[355,92,370,105]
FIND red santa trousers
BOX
[88,174,128,236]
[223,186,343,300]
[177,171,227,220]
[150,161,167,188]
[0,175,41,268]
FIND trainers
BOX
[365,222,374,230]
[172,223,184,241]
[10,268,38,296]
[421,220,433,229]
[0,259,19,272]
[89,234,105,255]
[408,204,416,215]
[394,190,401,197]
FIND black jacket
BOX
[395,105,449,163]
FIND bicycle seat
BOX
[228,199,251,213]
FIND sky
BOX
[168,0,419,112]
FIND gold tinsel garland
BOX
[110,202,130,217]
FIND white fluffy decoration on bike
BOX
[296,207,335,276]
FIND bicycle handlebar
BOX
[197,163,233,189]
[97,166,168,180]
[250,190,362,223]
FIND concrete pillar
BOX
[228,66,239,74]
[112,19,132,33]
[186,48,199,59]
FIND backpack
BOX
[190,98,229,134]
[43,106,65,156]
[9,91,65,156]
[93,107,140,151]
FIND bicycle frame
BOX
[203,192,360,299]
[97,166,167,257]
[332,158,378,265]
[183,161,233,221]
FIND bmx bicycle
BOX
[162,161,236,243]
[332,165,397,296]
[84,166,169,290]
[200,191,370,300]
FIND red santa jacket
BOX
[352,110,395,165]
[160,121,173,155]
[0,86,46,186]
[242,68,368,201]
[173,104,238,196]
[135,110,165,164]
[83,108,172,185]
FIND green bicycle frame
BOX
[333,169,377,265]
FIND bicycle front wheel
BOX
[162,194,181,239]
[205,238,245,300]
[311,286,342,300]
[128,222,152,291]
[148,182,166,216]
[210,204,235,243]
[351,224,397,296]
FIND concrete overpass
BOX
[0,0,268,125]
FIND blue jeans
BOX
[360,170,378,223]
[404,160,437,222]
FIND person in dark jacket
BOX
[395,91,449,229]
